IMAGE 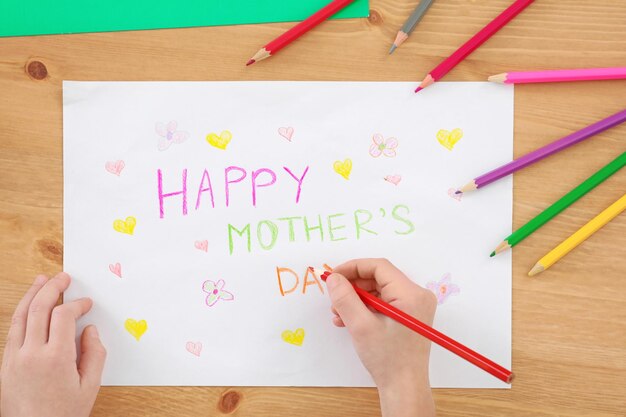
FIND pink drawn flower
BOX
[369,134,398,158]
[155,120,189,151]
[202,279,234,307]
[426,273,460,305]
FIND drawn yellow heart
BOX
[113,216,136,235]
[206,130,232,150]
[436,128,463,151]
[333,158,352,180]
[281,328,305,346]
[125,319,148,342]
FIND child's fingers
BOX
[78,325,107,390]
[6,275,49,351]
[326,273,377,336]
[332,315,345,327]
[334,259,417,303]
[48,298,93,354]
[23,273,71,347]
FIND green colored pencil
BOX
[491,151,626,256]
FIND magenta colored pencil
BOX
[458,108,626,193]
[489,67,626,84]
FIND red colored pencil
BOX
[246,0,356,66]
[415,0,535,92]
[311,267,514,384]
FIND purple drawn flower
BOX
[155,120,189,151]
[426,273,460,305]
[202,279,234,307]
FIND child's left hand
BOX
[1,273,106,417]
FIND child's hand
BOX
[1,273,106,417]
[327,259,437,417]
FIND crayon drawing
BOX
[426,273,460,305]
[384,174,402,185]
[113,216,136,235]
[206,130,233,150]
[333,158,352,180]
[63,81,513,388]
[448,188,463,201]
[278,126,294,141]
[125,319,148,341]
[186,341,203,357]
[369,134,398,158]
[281,328,305,346]
[108,262,122,278]
[437,128,463,151]
[202,279,234,307]
[155,121,189,151]
[105,160,125,176]
[194,240,209,252]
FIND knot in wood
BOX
[36,239,63,264]
[218,390,242,414]
[368,9,383,25]
[26,60,49,80]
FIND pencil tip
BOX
[489,251,496,257]
[307,266,314,271]
[414,86,423,93]
[389,44,397,54]
[454,190,462,195]
[246,59,255,66]
[528,264,544,277]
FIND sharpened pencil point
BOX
[389,44,397,54]
[489,251,495,257]
[528,264,545,277]
[454,190,462,195]
[246,59,255,66]
[415,86,423,93]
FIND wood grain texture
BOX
[0,0,625,415]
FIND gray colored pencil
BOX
[389,0,436,54]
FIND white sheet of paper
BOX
[63,81,513,388]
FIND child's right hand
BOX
[327,259,437,417]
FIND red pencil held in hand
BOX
[246,0,356,65]
[415,0,535,92]
[311,267,514,384]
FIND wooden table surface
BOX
[1,0,625,416]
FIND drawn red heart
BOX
[109,262,122,278]
[194,240,208,252]
[278,127,294,141]
[105,160,125,176]
[186,341,202,357]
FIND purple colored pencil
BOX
[457,108,626,194]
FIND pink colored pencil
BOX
[489,67,626,84]
[415,0,535,93]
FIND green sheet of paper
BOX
[0,0,369,37]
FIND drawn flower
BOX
[426,273,460,305]
[369,134,398,158]
[202,279,234,307]
[155,120,189,151]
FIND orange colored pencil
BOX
[247,0,356,65]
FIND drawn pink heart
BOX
[278,127,294,141]
[448,188,462,202]
[384,175,402,185]
[186,341,202,357]
[105,160,125,176]
[108,263,122,278]
[194,240,208,252]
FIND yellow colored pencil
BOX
[528,193,626,276]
